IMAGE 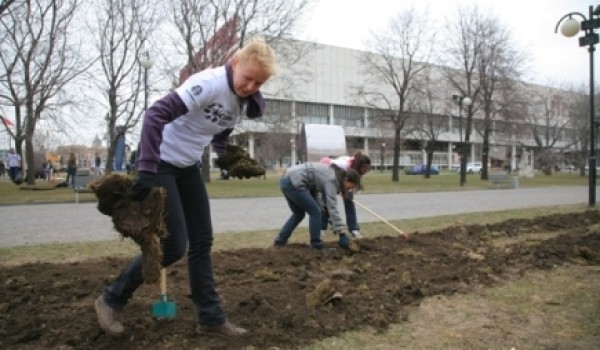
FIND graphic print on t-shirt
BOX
[204,103,233,127]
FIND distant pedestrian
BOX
[0,160,5,177]
[65,153,77,188]
[127,143,139,175]
[94,153,102,177]
[43,161,53,181]
[6,148,22,183]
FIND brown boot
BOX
[94,295,124,336]
[196,321,248,338]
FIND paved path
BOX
[0,186,589,247]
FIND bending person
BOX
[94,37,276,338]
[320,152,371,238]
[274,163,361,250]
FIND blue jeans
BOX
[274,176,323,249]
[8,167,20,182]
[103,161,226,327]
[65,167,76,186]
[320,194,359,232]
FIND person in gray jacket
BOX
[274,163,361,250]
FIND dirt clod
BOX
[215,144,266,179]
[89,174,168,283]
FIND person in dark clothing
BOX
[94,37,276,338]
[65,153,77,188]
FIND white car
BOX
[466,162,482,174]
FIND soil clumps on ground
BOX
[1,210,600,349]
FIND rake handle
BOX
[353,199,408,237]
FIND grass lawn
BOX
[0,168,589,205]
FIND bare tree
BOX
[493,83,529,172]
[259,116,294,168]
[440,6,485,185]
[473,12,523,179]
[565,84,593,175]
[89,0,160,173]
[442,6,524,182]
[354,7,434,182]
[0,0,18,15]
[407,69,449,178]
[524,86,574,174]
[163,0,312,182]
[0,0,90,184]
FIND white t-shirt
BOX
[159,66,242,168]
[321,156,353,171]
[7,153,21,167]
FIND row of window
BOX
[263,98,568,142]
[264,99,365,127]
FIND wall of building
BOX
[233,40,576,170]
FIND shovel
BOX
[151,268,177,319]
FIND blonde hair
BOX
[234,37,276,76]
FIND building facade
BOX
[228,40,574,172]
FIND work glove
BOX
[130,171,156,201]
[336,231,350,249]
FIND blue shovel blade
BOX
[151,295,176,318]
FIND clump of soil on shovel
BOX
[89,174,167,283]
[215,144,266,179]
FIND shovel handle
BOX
[160,268,167,295]
[353,199,408,237]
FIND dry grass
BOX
[0,204,588,266]
[0,170,588,205]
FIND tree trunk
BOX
[482,128,490,180]
[105,142,116,175]
[25,137,35,185]
[425,149,434,179]
[392,128,401,182]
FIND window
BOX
[334,105,364,127]
[296,102,329,125]
[299,115,329,125]
[264,99,292,117]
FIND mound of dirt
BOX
[1,211,599,349]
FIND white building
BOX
[230,40,575,171]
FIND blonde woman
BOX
[95,38,276,338]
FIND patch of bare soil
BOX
[1,211,600,350]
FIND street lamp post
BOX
[380,142,385,172]
[452,94,472,186]
[290,138,296,166]
[556,4,600,207]
[139,50,154,110]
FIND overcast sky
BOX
[298,0,593,86]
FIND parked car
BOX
[466,162,482,174]
[404,164,440,175]
[584,165,600,174]
[451,162,482,173]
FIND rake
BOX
[353,199,409,238]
